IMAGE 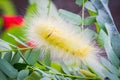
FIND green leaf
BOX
[14,63,28,71]
[7,34,28,47]
[96,10,109,32]
[105,23,120,57]
[24,48,40,65]
[43,49,51,66]
[34,62,46,70]
[17,50,28,64]
[36,61,60,74]
[3,52,12,62]
[59,9,82,25]
[111,33,120,57]
[23,71,41,80]
[17,70,29,80]
[24,50,31,61]
[40,77,51,80]
[91,0,119,34]
[60,61,70,74]
[51,75,58,80]
[55,75,64,80]
[102,70,119,80]
[84,16,96,26]
[87,9,99,32]
[2,27,25,45]
[91,0,110,15]
[102,0,109,6]
[75,0,83,6]
[10,52,21,65]
[35,68,49,77]
[0,59,18,78]
[104,36,119,68]
[97,29,107,47]
[91,0,120,67]
[98,30,119,68]
[85,1,97,12]
[0,39,11,51]
[87,65,100,77]
[0,71,7,80]
[101,57,118,75]
[51,62,62,72]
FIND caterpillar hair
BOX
[26,0,106,78]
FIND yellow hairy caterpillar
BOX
[34,21,96,59]
[27,17,105,77]
[28,16,98,61]
[26,0,106,77]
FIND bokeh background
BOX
[1,0,120,31]
[13,0,120,31]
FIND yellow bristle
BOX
[34,23,95,59]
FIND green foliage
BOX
[104,36,119,68]
[0,0,16,15]
[0,37,104,79]
[24,48,41,65]
[0,71,7,80]
[7,34,28,47]
[105,23,120,57]
[59,9,82,25]
[14,63,28,71]
[60,61,70,74]
[10,52,21,65]
[17,70,29,80]
[85,1,97,13]
[43,49,51,66]
[0,59,18,78]
[2,27,25,45]
[51,62,62,72]
[0,39,11,50]
[75,0,87,6]
[3,52,12,63]
[23,71,41,80]
[0,0,120,80]
[101,57,118,75]
[83,16,96,26]
[75,0,83,6]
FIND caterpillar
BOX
[27,16,98,60]
[26,0,105,78]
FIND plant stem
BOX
[18,50,28,64]
[47,0,52,16]
[36,61,99,79]
[49,72,98,79]
[0,47,33,53]
[81,0,85,30]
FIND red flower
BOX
[3,15,24,29]
[26,40,36,47]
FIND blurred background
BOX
[12,0,120,31]
[0,0,120,34]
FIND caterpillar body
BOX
[28,16,98,61]
[26,0,106,78]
